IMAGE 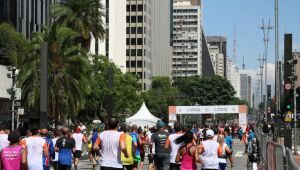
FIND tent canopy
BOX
[126,102,160,128]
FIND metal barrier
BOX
[286,148,300,170]
[273,141,286,170]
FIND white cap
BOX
[206,129,214,137]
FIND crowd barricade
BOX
[257,131,300,170]
[286,148,300,170]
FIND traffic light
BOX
[267,85,271,101]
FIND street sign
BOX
[285,83,292,90]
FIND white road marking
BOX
[234,150,244,157]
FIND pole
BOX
[293,52,297,154]
[275,0,280,113]
[40,42,48,129]
[11,68,16,131]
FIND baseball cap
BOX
[157,120,165,128]
[206,129,214,137]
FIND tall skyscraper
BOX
[206,36,227,77]
[240,73,252,106]
[151,0,173,77]
[172,0,203,78]
[226,57,240,98]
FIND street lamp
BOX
[6,65,17,130]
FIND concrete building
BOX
[172,0,203,78]
[226,57,240,98]
[206,36,227,77]
[294,52,300,88]
[150,0,173,77]
[90,0,127,73]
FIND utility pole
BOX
[274,0,280,117]
[259,19,273,123]
[258,55,264,112]
[7,66,16,130]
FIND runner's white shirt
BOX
[166,133,183,163]
[0,134,9,151]
[200,140,220,169]
[73,133,84,151]
[95,130,125,168]
[52,137,59,162]
[22,136,47,170]
[218,143,228,163]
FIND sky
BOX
[203,0,300,70]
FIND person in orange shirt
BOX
[93,117,128,170]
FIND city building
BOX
[240,73,252,106]
[294,52,300,88]
[226,57,240,98]
[206,36,227,77]
[172,0,203,78]
[150,0,173,77]
[90,0,127,73]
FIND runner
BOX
[55,127,76,170]
[130,124,140,170]
[0,125,9,152]
[93,117,128,170]
[165,122,183,170]
[147,126,157,170]
[224,129,234,167]
[22,126,49,170]
[73,127,88,170]
[52,129,61,170]
[151,120,170,170]
[138,128,148,170]
[41,128,55,170]
[175,131,197,170]
[0,130,27,170]
[217,134,232,170]
[196,129,220,170]
[89,127,100,169]
[121,124,135,170]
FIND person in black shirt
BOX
[150,120,170,170]
[55,127,76,170]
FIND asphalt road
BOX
[75,139,254,170]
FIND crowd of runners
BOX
[0,118,256,170]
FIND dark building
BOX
[0,0,17,27]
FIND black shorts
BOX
[101,167,123,170]
[91,149,100,156]
[140,152,145,162]
[73,150,82,158]
[58,164,71,170]
[148,154,154,163]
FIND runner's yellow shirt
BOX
[121,134,134,165]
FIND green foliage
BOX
[17,25,91,122]
[174,75,236,105]
[0,23,28,65]
[52,0,105,49]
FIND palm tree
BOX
[52,0,105,49]
[18,25,91,125]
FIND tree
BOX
[52,0,105,49]
[142,77,181,122]
[78,55,142,122]
[17,25,91,124]
[174,75,236,105]
[0,23,28,65]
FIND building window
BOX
[131,16,136,23]
[126,61,129,67]
[137,16,143,23]
[131,61,136,67]
[137,38,143,45]
[126,5,130,11]
[137,61,143,67]
[126,38,130,45]
[126,16,130,23]
[126,27,130,34]
[137,49,143,56]
[138,4,143,11]
[137,27,143,34]
[131,5,136,11]
[131,38,136,45]
[131,49,136,56]
[137,72,142,79]
[131,27,136,34]
[126,49,129,56]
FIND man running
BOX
[165,122,183,170]
[130,124,140,169]
[73,127,87,169]
[225,128,234,167]
[93,117,128,170]
[55,127,76,170]
[22,125,49,170]
[52,129,61,170]
[151,120,170,170]
[41,128,55,170]
[196,129,220,170]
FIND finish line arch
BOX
[168,105,248,130]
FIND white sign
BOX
[176,105,239,114]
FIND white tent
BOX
[126,102,160,127]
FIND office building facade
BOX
[226,57,240,98]
[206,36,227,77]
[172,0,203,78]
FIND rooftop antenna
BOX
[242,55,245,70]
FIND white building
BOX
[90,0,127,73]
[172,0,203,77]
[226,57,241,98]
[208,44,224,77]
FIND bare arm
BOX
[195,145,204,164]
[119,134,128,158]
[175,147,183,163]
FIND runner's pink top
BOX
[180,145,197,170]
[0,145,22,170]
